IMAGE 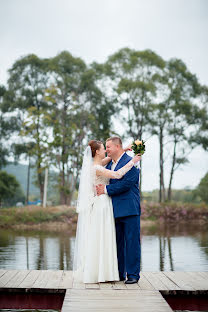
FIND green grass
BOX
[0,205,77,227]
[1,202,208,228]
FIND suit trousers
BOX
[115,215,141,280]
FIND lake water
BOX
[0,222,208,271]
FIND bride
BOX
[73,140,141,283]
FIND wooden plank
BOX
[151,272,180,291]
[32,270,54,288]
[18,270,41,288]
[72,279,85,289]
[44,270,63,289]
[62,289,173,312]
[0,270,18,287]
[0,270,7,279]
[198,271,208,280]
[125,282,140,290]
[143,272,169,291]
[4,270,30,288]
[139,273,155,290]
[99,281,114,289]
[185,272,208,290]
[112,281,127,290]
[163,271,196,291]
[59,270,73,289]
[85,283,100,289]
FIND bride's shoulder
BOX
[93,164,104,169]
[93,164,106,172]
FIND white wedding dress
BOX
[73,147,135,283]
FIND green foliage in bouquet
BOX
[131,140,145,155]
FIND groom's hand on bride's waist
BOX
[96,184,105,196]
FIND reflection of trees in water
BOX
[197,231,208,259]
[0,230,15,266]
[159,236,174,271]
[143,222,208,270]
[59,236,71,270]
[1,223,208,270]
[34,233,72,270]
[36,236,45,270]
[167,237,174,270]
[142,222,208,237]
[26,237,29,269]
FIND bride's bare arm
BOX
[96,155,141,179]
[101,156,112,166]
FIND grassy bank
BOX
[0,202,207,231]
[0,205,78,231]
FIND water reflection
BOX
[0,223,208,271]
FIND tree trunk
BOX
[168,138,177,201]
[60,102,67,205]
[36,103,44,203]
[60,167,66,205]
[26,155,30,205]
[66,170,75,206]
[159,126,165,202]
[37,147,44,203]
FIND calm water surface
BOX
[0,223,208,271]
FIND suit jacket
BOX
[106,153,140,218]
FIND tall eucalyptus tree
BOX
[7,54,50,201]
[105,48,165,195]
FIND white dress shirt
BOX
[104,152,126,194]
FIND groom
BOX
[96,136,141,284]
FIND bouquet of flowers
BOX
[131,140,145,155]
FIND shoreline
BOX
[0,203,207,233]
[1,218,207,234]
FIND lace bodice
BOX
[93,160,135,186]
[94,166,110,186]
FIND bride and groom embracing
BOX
[73,136,141,284]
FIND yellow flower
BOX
[135,140,142,145]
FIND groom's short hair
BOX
[106,136,122,146]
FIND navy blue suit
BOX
[106,153,141,280]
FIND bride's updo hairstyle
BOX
[88,140,103,157]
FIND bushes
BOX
[0,203,207,229]
[141,202,208,223]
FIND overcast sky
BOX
[0,0,207,191]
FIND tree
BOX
[148,66,171,202]
[3,184,26,207]
[105,48,165,196]
[165,59,202,200]
[0,171,20,207]
[0,85,19,169]
[44,51,95,204]
[0,85,8,169]
[12,142,35,204]
[189,85,208,151]
[7,54,50,202]
[89,62,117,141]
[194,172,208,204]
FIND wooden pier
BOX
[0,270,208,311]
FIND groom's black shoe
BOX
[125,278,139,284]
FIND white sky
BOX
[0,0,207,191]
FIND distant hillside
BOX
[2,163,59,202]
[3,163,39,196]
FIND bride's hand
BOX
[132,154,141,164]
[124,143,132,151]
